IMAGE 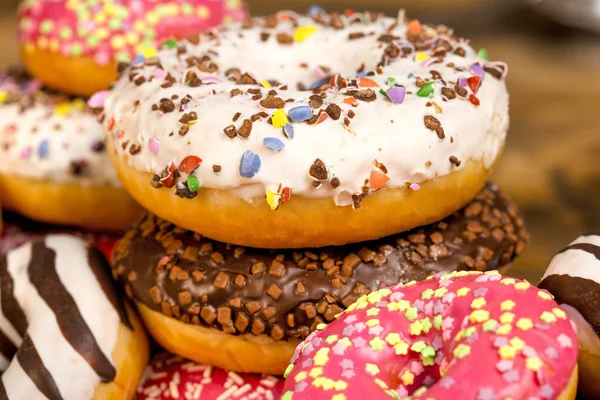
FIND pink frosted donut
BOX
[138,353,283,400]
[17,0,247,96]
[282,271,579,400]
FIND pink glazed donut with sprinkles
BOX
[138,353,283,400]
[17,0,247,96]
[281,271,579,400]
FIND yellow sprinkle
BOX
[401,370,415,386]
[143,47,158,59]
[471,297,486,309]
[394,341,409,355]
[367,290,385,304]
[387,300,410,312]
[404,280,416,287]
[469,310,490,323]
[501,278,516,285]
[260,80,271,88]
[272,109,289,128]
[333,381,348,391]
[294,371,308,382]
[433,287,448,297]
[553,307,567,319]
[111,35,126,50]
[453,344,471,359]
[526,356,544,371]
[312,377,326,389]
[510,337,525,351]
[385,332,401,345]
[72,98,86,111]
[514,281,531,290]
[516,318,533,331]
[413,387,428,396]
[265,189,281,211]
[365,319,380,328]
[499,345,517,359]
[369,337,385,351]
[332,394,347,400]
[500,300,516,311]
[339,337,352,348]
[499,312,515,324]
[366,308,380,316]
[540,311,557,324]
[54,102,72,116]
[0,91,8,103]
[325,335,338,344]
[309,367,323,378]
[454,329,465,341]
[313,348,330,366]
[316,323,327,330]
[421,288,434,299]
[496,324,512,335]
[457,287,470,297]
[365,363,380,376]
[356,302,369,310]
[294,26,318,42]
[537,290,553,300]
[374,379,389,390]
[409,321,422,336]
[415,51,429,62]
[95,27,110,40]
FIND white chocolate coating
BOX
[542,234,600,283]
[102,11,509,205]
[0,235,126,399]
[0,71,122,187]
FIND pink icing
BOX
[17,0,247,63]
[137,353,283,400]
[282,271,578,400]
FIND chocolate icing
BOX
[539,274,600,336]
[0,329,16,362]
[0,257,27,337]
[16,335,63,400]
[28,241,117,382]
[113,183,528,341]
[557,243,600,261]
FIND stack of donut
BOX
[91,7,600,399]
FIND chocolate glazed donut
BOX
[112,183,528,374]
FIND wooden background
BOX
[1,0,599,282]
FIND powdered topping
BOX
[137,353,282,400]
[112,184,528,341]
[102,9,509,209]
[0,68,121,186]
[17,0,247,64]
[282,270,577,400]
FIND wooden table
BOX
[1,3,599,283]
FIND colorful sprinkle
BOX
[38,139,49,158]
[294,26,318,42]
[149,137,160,155]
[288,106,313,123]
[283,123,295,139]
[239,151,261,178]
[87,90,108,108]
[416,82,435,98]
[187,175,200,192]
[178,155,202,174]
[386,86,406,105]
[264,137,285,152]
[272,110,289,128]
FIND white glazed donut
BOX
[0,235,149,399]
[0,68,141,231]
[539,234,600,399]
[102,9,509,248]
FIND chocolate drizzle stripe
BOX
[0,378,7,400]
[87,247,132,329]
[0,256,27,337]
[28,241,116,382]
[0,329,16,362]
[16,335,63,400]
[557,243,600,261]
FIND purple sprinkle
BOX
[523,346,538,357]
[496,359,513,372]
[87,90,109,108]
[353,322,366,333]
[535,323,550,331]
[294,381,308,393]
[545,347,559,359]
[342,325,355,337]
[493,336,509,348]
[332,341,347,356]
[239,151,261,178]
[344,315,357,324]
[458,77,468,88]
[473,287,489,297]
[390,292,404,301]
[263,137,285,152]
[540,384,554,399]
[341,369,356,379]
[439,377,455,389]
[149,137,160,155]
[202,76,221,85]
[301,358,313,368]
[407,73,415,79]
[340,359,354,370]
[311,337,323,348]
[409,183,420,191]
[477,387,496,400]
[471,63,485,79]
[413,299,425,311]
[503,370,520,383]
[288,106,313,123]
[38,139,49,158]
[433,301,446,314]
[432,335,443,350]
[368,325,384,336]
[423,376,435,387]
[283,123,294,139]
[386,86,406,105]
[352,337,366,348]
[302,343,314,355]
[153,68,168,79]
[26,79,42,94]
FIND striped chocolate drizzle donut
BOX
[0,235,131,399]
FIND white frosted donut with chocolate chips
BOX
[0,235,149,400]
[102,9,509,248]
[539,234,600,399]
[0,68,141,231]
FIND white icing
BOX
[103,13,509,202]
[0,94,122,187]
[0,235,122,399]
[542,235,600,283]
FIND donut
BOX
[0,235,149,399]
[0,68,141,231]
[281,270,578,400]
[17,0,248,97]
[111,184,528,375]
[539,235,600,399]
[138,353,282,400]
[100,10,510,248]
